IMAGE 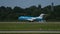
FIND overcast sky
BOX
[0,0,60,8]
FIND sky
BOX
[0,0,60,8]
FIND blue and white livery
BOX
[18,13,45,22]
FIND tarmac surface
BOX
[0,31,60,33]
[0,22,60,33]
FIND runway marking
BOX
[0,31,60,33]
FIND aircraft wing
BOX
[27,18,36,21]
[32,18,36,20]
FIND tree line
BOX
[0,5,60,21]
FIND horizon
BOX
[0,0,60,8]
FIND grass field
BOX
[0,22,60,30]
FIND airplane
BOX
[18,13,46,22]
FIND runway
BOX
[0,22,60,33]
[0,31,60,33]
